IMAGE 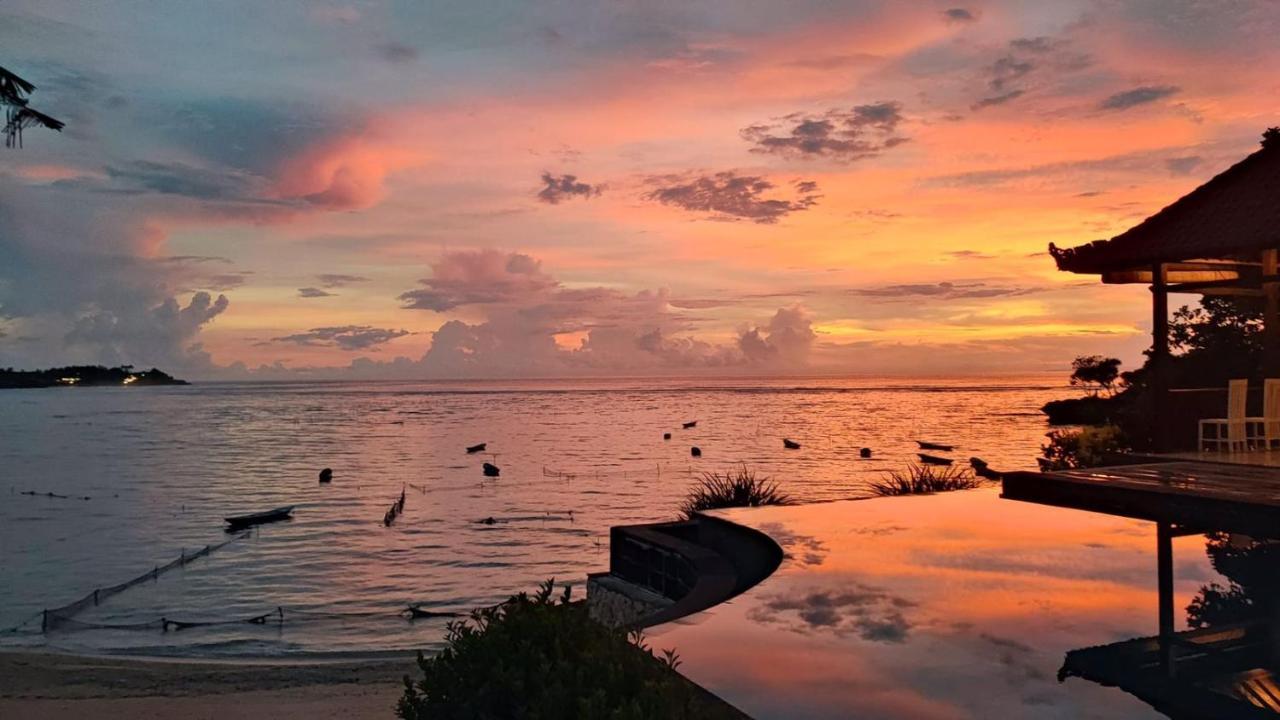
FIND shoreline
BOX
[0,650,414,719]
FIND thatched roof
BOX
[1051,129,1280,275]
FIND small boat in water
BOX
[225,505,294,530]
[917,453,953,466]
[483,462,501,477]
[915,440,955,452]
[466,443,487,454]
[783,439,801,449]
[682,420,697,429]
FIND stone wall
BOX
[586,572,673,628]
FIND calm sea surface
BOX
[0,376,1069,658]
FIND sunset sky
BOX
[2,1,1278,379]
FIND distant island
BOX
[0,365,189,389]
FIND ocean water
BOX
[0,376,1069,658]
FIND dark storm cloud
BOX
[970,90,1024,110]
[98,160,270,203]
[376,42,419,63]
[741,102,907,160]
[317,274,370,288]
[987,55,1036,93]
[971,36,1088,111]
[1098,85,1180,111]
[201,271,252,291]
[160,97,346,176]
[536,172,603,204]
[943,8,978,23]
[852,282,1034,300]
[271,325,409,350]
[643,172,820,223]
[297,287,335,298]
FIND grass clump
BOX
[868,464,983,497]
[680,467,792,518]
[398,580,737,720]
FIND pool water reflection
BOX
[652,488,1229,719]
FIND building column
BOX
[1151,263,1170,451]
[1157,521,1176,677]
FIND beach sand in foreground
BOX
[0,651,412,720]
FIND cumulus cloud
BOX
[399,250,559,311]
[738,305,815,367]
[536,172,602,204]
[1098,85,1180,111]
[64,292,230,368]
[388,250,816,376]
[272,325,409,350]
[298,287,335,298]
[275,135,422,211]
[741,102,907,161]
[747,584,915,642]
[644,172,820,223]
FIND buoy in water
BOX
[859,448,872,458]
[663,432,672,440]
[319,468,332,483]
[483,462,501,477]
[690,447,702,457]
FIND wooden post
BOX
[1263,249,1280,376]
[1157,521,1175,677]
[1151,263,1170,451]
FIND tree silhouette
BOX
[1,65,65,149]
[1069,355,1122,397]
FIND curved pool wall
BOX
[588,512,784,628]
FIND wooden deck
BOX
[1002,461,1280,537]
[1154,449,1280,469]
[1061,621,1280,719]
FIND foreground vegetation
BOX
[680,467,792,518]
[868,464,984,496]
[398,580,741,720]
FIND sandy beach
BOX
[0,651,413,720]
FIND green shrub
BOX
[398,580,734,720]
[1039,425,1128,471]
[680,467,791,518]
[868,464,983,497]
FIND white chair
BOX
[1199,379,1250,452]
[1246,378,1280,450]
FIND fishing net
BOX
[39,533,247,632]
